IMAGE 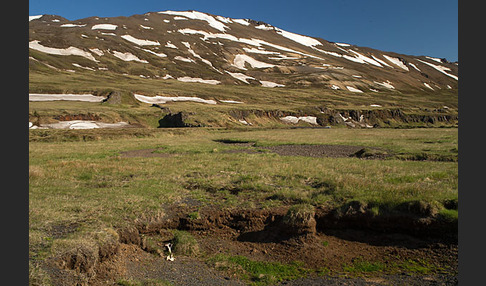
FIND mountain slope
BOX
[29,10,458,93]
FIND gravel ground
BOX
[280,274,458,285]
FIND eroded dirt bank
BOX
[39,203,457,286]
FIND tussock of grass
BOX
[283,204,315,226]
[171,230,200,257]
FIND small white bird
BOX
[165,243,175,261]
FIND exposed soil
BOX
[259,145,388,159]
[41,203,457,285]
[120,144,392,160]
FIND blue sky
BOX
[29,0,458,61]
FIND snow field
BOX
[111,51,148,63]
[383,55,409,71]
[91,24,118,30]
[260,81,285,88]
[275,27,322,47]
[346,86,363,93]
[174,56,195,63]
[29,40,98,62]
[374,81,395,89]
[280,116,318,125]
[177,77,220,85]
[29,15,43,21]
[225,71,256,84]
[33,120,130,129]
[121,35,160,46]
[29,93,106,102]
[232,54,275,70]
[134,93,218,104]
[160,11,228,32]
[416,59,458,81]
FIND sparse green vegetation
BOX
[171,230,200,257]
[343,259,385,274]
[208,254,311,285]
[117,278,174,286]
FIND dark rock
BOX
[158,112,189,128]
[102,91,122,105]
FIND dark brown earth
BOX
[120,144,392,160]
[41,203,457,286]
[259,145,389,159]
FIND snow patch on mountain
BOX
[233,19,250,26]
[374,80,395,89]
[29,40,98,62]
[29,93,105,102]
[425,56,442,63]
[140,48,167,58]
[61,24,86,28]
[219,99,244,104]
[254,39,324,60]
[92,24,118,30]
[182,42,218,70]
[111,50,148,63]
[346,86,363,93]
[255,24,273,30]
[417,59,458,80]
[216,16,233,23]
[371,55,392,68]
[159,11,228,32]
[134,93,218,104]
[89,48,104,56]
[38,120,130,129]
[165,41,178,49]
[177,77,220,85]
[174,56,195,63]
[260,81,285,88]
[423,82,434,90]
[383,55,409,71]
[121,35,160,46]
[275,27,322,47]
[225,71,256,84]
[348,50,383,67]
[243,47,279,55]
[232,54,275,70]
[409,62,421,72]
[178,29,261,47]
[29,15,43,21]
